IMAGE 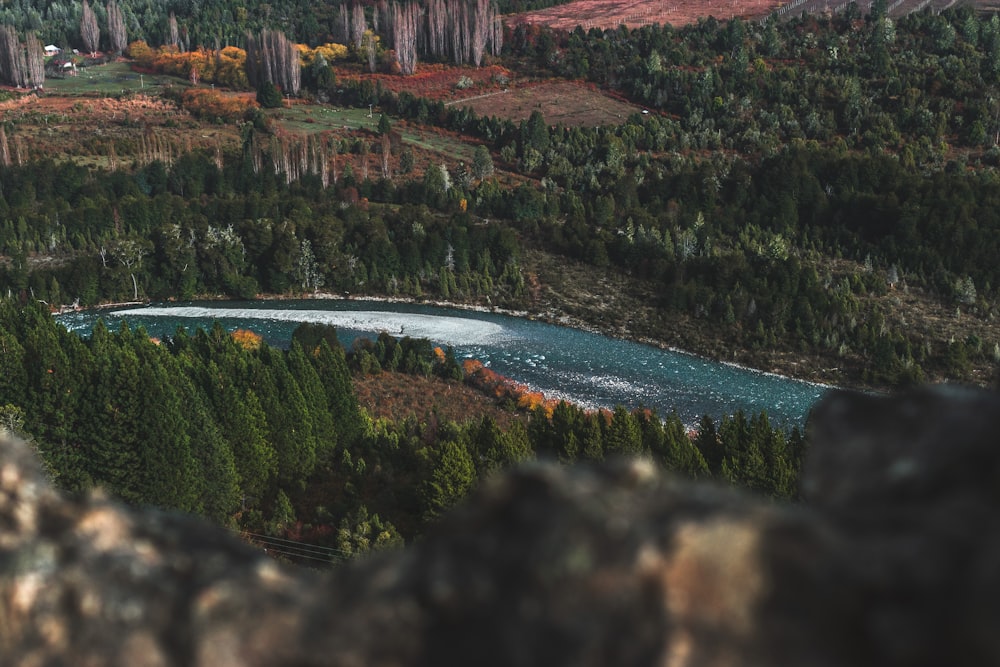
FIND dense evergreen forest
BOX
[0,303,802,560]
[2,0,1000,557]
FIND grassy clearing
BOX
[399,127,477,162]
[271,105,476,161]
[269,105,382,134]
[42,62,178,96]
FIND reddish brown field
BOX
[0,93,237,164]
[337,63,514,102]
[449,80,644,126]
[338,62,645,126]
[353,372,528,430]
[508,0,784,31]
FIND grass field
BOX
[270,104,478,162]
[42,61,179,96]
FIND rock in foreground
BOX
[2,385,998,666]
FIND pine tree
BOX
[580,413,604,461]
[604,405,643,456]
[693,414,723,475]
[471,416,531,476]
[81,323,145,503]
[0,326,28,411]
[472,144,494,179]
[131,340,203,513]
[422,438,475,520]
[254,345,318,485]
[288,340,337,456]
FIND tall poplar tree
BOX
[106,0,127,55]
[80,0,100,55]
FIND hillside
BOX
[3,0,1000,560]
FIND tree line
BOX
[3,90,1000,387]
[0,301,805,562]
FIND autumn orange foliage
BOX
[179,88,257,122]
[462,358,559,418]
[231,328,263,351]
[127,41,249,90]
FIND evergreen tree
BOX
[693,415,723,475]
[422,438,475,521]
[603,405,643,456]
[470,416,531,476]
[580,413,604,461]
[256,80,284,109]
[131,340,203,513]
[288,340,337,455]
[313,340,364,445]
[472,144,495,180]
[254,344,318,485]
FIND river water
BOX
[57,299,830,427]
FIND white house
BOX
[44,45,61,57]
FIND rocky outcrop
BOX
[2,385,998,666]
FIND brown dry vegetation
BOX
[338,63,514,102]
[353,371,529,428]
[0,92,239,165]
[337,62,646,126]
[449,80,645,125]
[508,0,784,31]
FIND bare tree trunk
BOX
[0,25,28,88]
[338,5,349,45]
[491,12,503,57]
[169,12,179,48]
[427,0,447,59]
[471,0,489,67]
[0,127,10,167]
[362,31,377,73]
[393,1,419,75]
[106,0,127,55]
[80,0,100,56]
[246,30,301,96]
[24,33,44,88]
[351,4,367,51]
[380,133,392,180]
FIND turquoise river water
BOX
[57,299,830,427]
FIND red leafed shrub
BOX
[463,358,558,417]
[180,88,257,122]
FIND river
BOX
[57,299,830,427]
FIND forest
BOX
[1,0,1000,560]
[0,302,802,560]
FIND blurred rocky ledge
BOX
[2,385,998,666]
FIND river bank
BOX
[66,242,997,396]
